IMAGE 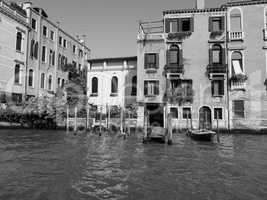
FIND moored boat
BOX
[187,129,216,141]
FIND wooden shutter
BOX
[144,54,148,69]
[209,17,213,32]
[190,18,194,32]
[165,19,170,33]
[156,53,159,69]
[179,48,183,66]
[209,49,213,65]
[220,16,225,31]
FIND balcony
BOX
[207,65,227,74]
[230,81,246,91]
[228,31,244,41]
[164,65,184,74]
[166,88,193,104]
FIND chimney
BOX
[196,0,205,9]
[22,2,32,21]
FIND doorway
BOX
[146,103,164,127]
[199,106,212,130]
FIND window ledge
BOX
[16,50,24,54]
[90,93,98,97]
[110,93,118,97]
[14,83,22,86]
[145,68,157,73]
[145,95,157,98]
[212,95,224,98]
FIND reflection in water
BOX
[0,130,267,200]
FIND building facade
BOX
[0,0,29,103]
[87,57,137,113]
[0,1,90,103]
[137,0,267,131]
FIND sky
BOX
[28,0,229,58]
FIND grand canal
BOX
[0,130,267,200]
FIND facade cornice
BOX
[221,0,267,8]
[163,7,226,16]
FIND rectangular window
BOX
[182,107,191,119]
[144,81,159,96]
[145,53,158,69]
[31,18,37,30]
[170,51,178,64]
[42,26,47,37]
[42,46,46,62]
[170,19,178,33]
[211,79,224,96]
[209,17,224,32]
[73,45,76,54]
[233,100,245,118]
[50,31,54,40]
[63,39,66,48]
[170,107,178,119]
[181,18,191,32]
[59,36,62,46]
[213,49,220,64]
[214,108,223,120]
[58,78,61,87]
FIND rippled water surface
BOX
[0,130,267,200]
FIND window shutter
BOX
[220,16,225,31]
[190,18,194,32]
[178,18,182,32]
[165,19,170,33]
[166,50,170,66]
[156,53,159,68]
[144,82,148,95]
[179,48,183,66]
[154,82,159,95]
[222,48,226,65]
[209,17,213,32]
[144,54,148,69]
[209,49,213,65]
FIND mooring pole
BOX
[186,112,189,130]
[99,106,102,136]
[167,114,173,145]
[66,106,69,132]
[74,106,77,132]
[143,113,148,143]
[86,105,90,131]
[216,112,220,143]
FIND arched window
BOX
[111,76,118,94]
[48,75,52,90]
[131,76,137,96]
[28,69,34,87]
[169,45,180,65]
[40,73,45,89]
[16,32,22,51]
[231,51,243,75]
[92,77,98,94]
[14,64,20,84]
[230,9,242,32]
[211,44,223,65]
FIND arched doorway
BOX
[199,106,212,130]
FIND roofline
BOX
[88,56,137,63]
[163,7,226,15]
[221,0,267,8]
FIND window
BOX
[170,107,178,119]
[233,100,245,118]
[57,78,61,87]
[210,44,223,65]
[211,78,224,96]
[40,73,45,89]
[34,42,38,59]
[28,69,34,87]
[42,26,47,37]
[171,79,193,97]
[170,19,178,33]
[144,80,159,96]
[49,49,53,66]
[16,32,22,51]
[144,53,158,69]
[59,36,62,46]
[79,49,83,57]
[50,31,54,40]
[231,51,243,75]
[169,45,180,65]
[31,18,37,30]
[30,39,34,58]
[92,77,98,95]
[230,9,242,32]
[63,39,66,48]
[42,46,46,62]
[183,107,191,119]
[61,79,65,88]
[73,45,76,54]
[111,76,118,94]
[52,51,55,66]
[214,108,223,120]
[181,18,191,32]
[58,54,61,69]
[131,76,137,96]
[12,93,22,105]
[14,64,20,84]
[48,75,52,91]
[72,61,77,68]
[209,17,224,32]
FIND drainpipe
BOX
[24,26,30,101]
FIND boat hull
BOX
[188,130,215,142]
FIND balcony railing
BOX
[166,88,193,104]
[164,65,184,74]
[230,81,246,90]
[207,65,227,74]
[228,31,244,41]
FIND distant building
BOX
[0,0,90,104]
[87,57,137,113]
[0,0,29,103]
[137,0,267,131]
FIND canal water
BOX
[0,130,267,200]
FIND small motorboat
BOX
[187,129,216,141]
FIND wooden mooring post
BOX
[143,113,148,143]
[74,106,77,132]
[216,112,220,143]
[86,104,90,131]
[167,113,173,145]
[99,106,102,136]
[66,106,69,133]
